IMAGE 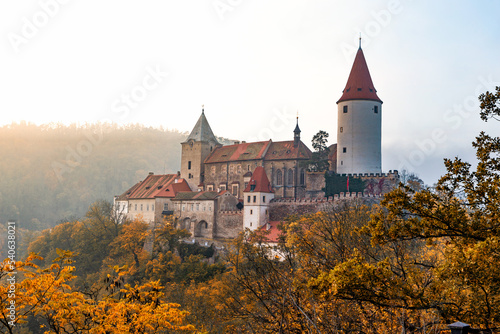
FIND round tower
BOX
[336,45,382,175]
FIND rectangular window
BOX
[340,127,343,133]
[253,196,256,203]
[188,161,191,170]
[152,204,154,211]
[263,196,266,203]
[341,161,343,165]
[232,184,238,196]
[146,204,149,211]
[135,204,137,211]
[343,147,347,153]
[220,184,226,191]
[140,204,143,211]
[250,210,253,215]
[196,204,199,211]
[191,204,194,211]
[247,196,251,203]
[343,105,348,113]
[374,106,378,113]
[182,205,185,211]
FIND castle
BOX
[114,46,399,240]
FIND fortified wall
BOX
[269,192,384,221]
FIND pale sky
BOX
[1,1,499,184]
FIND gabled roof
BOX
[337,47,382,104]
[156,179,192,198]
[205,140,271,163]
[172,191,219,201]
[243,166,273,193]
[127,174,188,200]
[264,141,312,161]
[185,111,219,143]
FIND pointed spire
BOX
[185,106,219,143]
[294,113,301,134]
[337,47,382,104]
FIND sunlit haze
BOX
[1,1,499,184]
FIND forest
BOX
[1,87,499,333]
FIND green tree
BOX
[306,130,330,172]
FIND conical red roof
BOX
[337,48,382,104]
[243,166,273,193]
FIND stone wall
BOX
[305,172,326,198]
[269,193,383,221]
[215,211,243,239]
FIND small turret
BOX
[293,116,301,148]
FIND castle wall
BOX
[269,193,383,221]
[305,172,326,198]
[214,211,243,239]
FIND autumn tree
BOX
[1,250,196,333]
[327,87,500,331]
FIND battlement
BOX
[339,170,399,178]
[218,210,243,215]
[271,192,383,204]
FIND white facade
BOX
[243,191,274,230]
[336,100,382,174]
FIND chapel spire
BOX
[337,47,382,104]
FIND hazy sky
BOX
[1,1,499,184]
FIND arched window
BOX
[276,170,283,185]
[287,169,294,186]
[300,169,305,185]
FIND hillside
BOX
[0,122,224,230]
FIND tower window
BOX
[341,161,343,165]
[374,106,379,114]
[340,127,343,133]
[343,106,348,113]
[188,161,191,170]
[250,210,253,215]
[253,196,256,203]
[343,147,347,153]
[263,196,266,203]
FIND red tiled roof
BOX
[264,140,312,161]
[337,48,382,104]
[156,179,192,198]
[260,221,282,243]
[204,140,271,163]
[243,166,273,193]
[128,174,189,199]
[116,181,142,201]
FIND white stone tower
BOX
[243,166,274,231]
[336,45,382,175]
